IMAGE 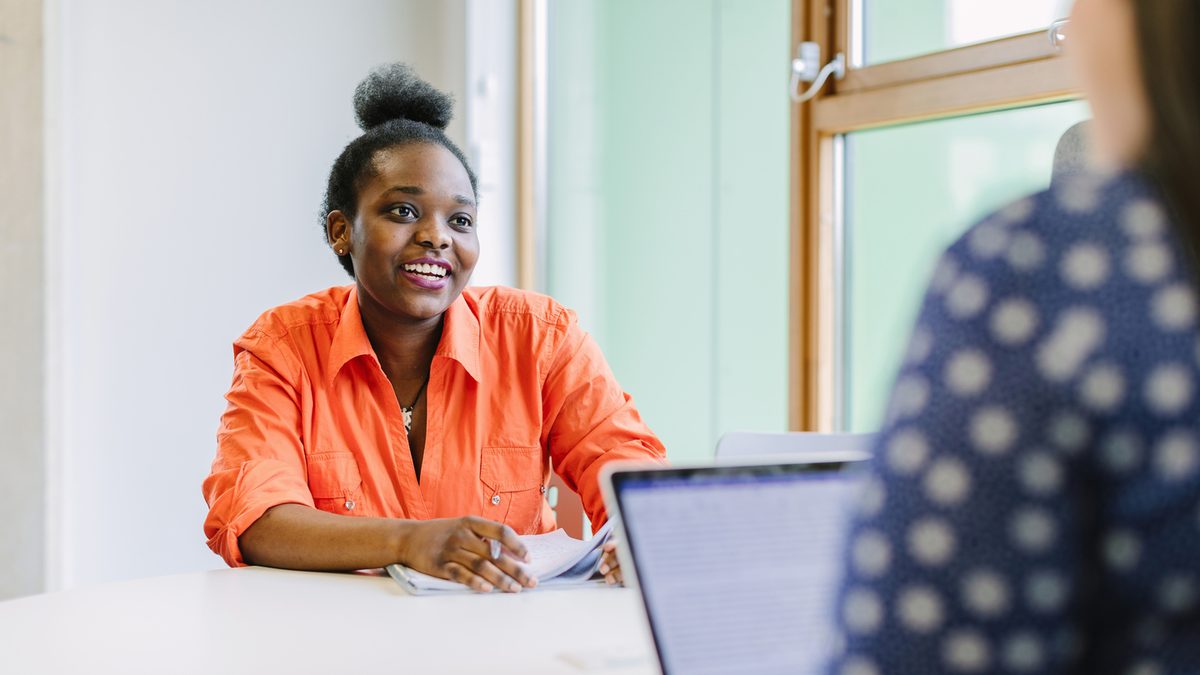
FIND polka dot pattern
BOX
[946,275,990,320]
[942,630,991,672]
[961,568,1011,618]
[852,530,893,579]
[1025,569,1069,613]
[1079,362,1126,412]
[1035,308,1105,382]
[944,349,992,397]
[1017,451,1063,497]
[1103,529,1142,572]
[923,457,972,507]
[968,222,1010,260]
[907,517,957,567]
[989,298,1040,346]
[1125,242,1172,284]
[1006,231,1047,272]
[1009,507,1057,554]
[1153,284,1197,331]
[885,429,930,475]
[969,406,1017,455]
[1100,430,1144,474]
[889,374,931,420]
[832,174,1200,673]
[844,588,884,634]
[1001,632,1045,672]
[897,585,944,634]
[1145,364,1193,416]
[1154,430,1199,481]
[1056,174,1102,213]
[1121,198,1167,239]
[1060,243,1110,290]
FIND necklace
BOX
[400,376,430,434]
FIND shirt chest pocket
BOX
[479,446,547,533]
[307,451,364,515]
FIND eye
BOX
[451,214,474,230]
[388,204,417,219]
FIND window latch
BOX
[791,41,846,103]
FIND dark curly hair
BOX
[322,63,478,277]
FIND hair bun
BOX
[353,63,454,131]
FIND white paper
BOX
[386,521,613,594]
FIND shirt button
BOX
[491,495,501,506]
[345,499,355,511]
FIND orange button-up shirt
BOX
[203,285,666,567]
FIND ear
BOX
[326,211,352,255]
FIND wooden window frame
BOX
[789,0,1081,431]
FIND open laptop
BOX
[601,451,870,675]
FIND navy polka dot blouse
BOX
[829,171,1200,675]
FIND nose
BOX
[414,216,451,250]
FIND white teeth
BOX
[404,263,448,278]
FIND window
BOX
[858,0,1075,65]
[791,0,1081,430]
[543,0,793,460]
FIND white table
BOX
[0,567,657,674]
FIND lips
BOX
[400,257,452,290]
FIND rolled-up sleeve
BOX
[202,331,314,567]
[540,310,668,531]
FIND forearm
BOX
[239,503,413,571]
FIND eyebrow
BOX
[382,186,476,207]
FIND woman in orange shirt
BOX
[202,64,666,593]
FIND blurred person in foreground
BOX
[830,1,1200,672]
[202,64,664,592]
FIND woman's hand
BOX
[398,516,538,593]
[599,540,624,586]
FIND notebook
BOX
[386,520,614,594]
[601,453,869,675]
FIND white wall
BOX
[47,0,514,589]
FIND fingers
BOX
[443,562,494,593]
[467,554,524,593]
[464,517,530,562]
[443,555,524,594]
[448,519,536,591]
[599,545,623,586]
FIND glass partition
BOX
[841,100,1091,431]
[545,0,792,461]
[857,0,1075,65]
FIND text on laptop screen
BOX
[616,468,862,675]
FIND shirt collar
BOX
[434,292,481,382]
[327,286,481,386]
[327,286,376,386]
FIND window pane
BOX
[858,0,1074,66]
[546,0,791,461]
[842,100,1091,431]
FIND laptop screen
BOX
[610,461,865,675]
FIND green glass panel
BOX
[843,100,1092,432]
[860,0,1074,65]
[546,0,790,461]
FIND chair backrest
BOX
[1052,120,1094,186]
[548,471,587,539]
[715,431,879,461]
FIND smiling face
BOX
[326,142,479,325]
